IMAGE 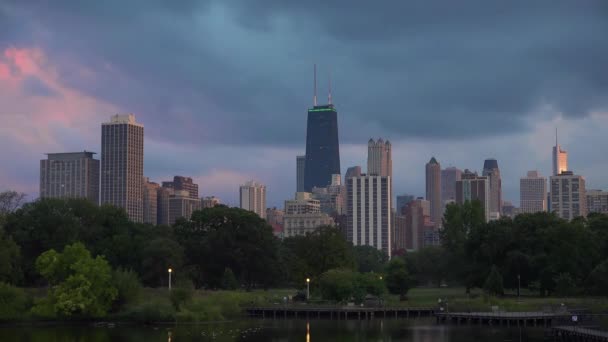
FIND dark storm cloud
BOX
[2,1,608,146]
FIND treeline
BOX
[408,201,608,296]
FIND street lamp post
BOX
[168,268,173,291]
[306,278,310,301]
[517,274,521,299]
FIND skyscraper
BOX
[367,138,392,178]
[143,178,159,225]
[396,194,415,214]
[553,129,568,176]
[482,158,502,216]
[40,151,100,204]
[162,176,198,199]
[586,190,608,214]
[456,169,490,221]
[168,190,201,225]
[296,155,306,193]
[345,166,362,179]
[346,174,392,257]
[101,114,144,222]
[441,167,462,203]
[402,199,434,251]
[425,157,442,227]
[239,180,266,219]
[550,171,586,220]
[519,171,547,214]
[303,66,340,191]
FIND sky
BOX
[1,1,608,208]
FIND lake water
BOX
[0,319,546,341]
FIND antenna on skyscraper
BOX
[328,69,333,105]
[555,127,558,147]
[313,64,318,106]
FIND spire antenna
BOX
[328,69,332,105]
[555,127,558,147]
[313,64,318,106]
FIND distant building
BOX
[501,201,517,218]
[101,114,144,222]
[285,192,321,214]
[157,187,172,226]
[201,196,221,208]
[304,104,340,191]
[553,130,568,176]
[367,138,392,178]
[345,166,362,179]
[426,157,442,227]
[456,169,490,221]
[40,151,99,204]
[168,190,201,225]
[402,199,434,251]
[239,180,267,219]
[393,214,407,252]
[296,155,306,193]
[346,174,392,257]
[550,171,586,220]
[143,178,159,225]
[483,158,502,216]
[162,176,198,199]
[441,167,462,204]
[520,171,547,214]
[312,174,346,215]
[266,207,285,237]
[396,194,415,214]
[283,192,333,237]
[587,190,608,214]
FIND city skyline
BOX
[2,2,608,208]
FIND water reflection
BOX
[0,319,546,342]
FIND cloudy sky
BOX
[1,1,607,207]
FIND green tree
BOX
[319,269,357,303]
[483,265,504,296]
[0,191,26,215]
[112,268,142,311]
[140,237,184,287]
[353,245,388,273]
[357,272,386,297]
[221,268,239,290]
[554,273,576,297]
[0,282,30,321]
[34,243,117,318]
[0,227,21,284]
[407,246,446,287]
[385,257,411,297]
[586,259,608,296]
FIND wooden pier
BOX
[435,311,570,327]
[246,306,435,320]
[551,326,608,341]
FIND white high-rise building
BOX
[552,130,568,176]
[550,171,586,220]
[367,138,392,178]
[239,180,266,219]
[346,175,392,257]
[101,114,144,222]
[519,171,547,214]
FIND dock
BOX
[551,326,608,341]
[246,306,435,320]
[435,311,571,327]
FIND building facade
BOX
[396,194,415,214]
[312,174,346,215]
[367,138,392,178]
[425,157,442,227]
[304,104,341,191]
[345,166,362,179]
[101,114,144,222]
[143,178,159,225]
[162,176,198,199]
[553,132,568,176]
[296,155,306,193]
[167,190,201,225]
[239,180,266,219]
[346,175,392,257]
[456,169,490,221]
[157,187,172,226]
[441,167,462,204]
[550,171,586,220]
[283,192,333,237]
[482,159,502,216]
[587,190,608,214]
[519,170,547,214]
[40,151,100,204]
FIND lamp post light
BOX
[168,268,173,291]
[517,274,521,299]
[306,278,310,301]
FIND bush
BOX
[319,269,357,303]
[0,282,30,321]
[112,269,142,310]
[385,257,411,297]
[114,299,175,324]
[586,260,608,296]
[554,273,576,297]
[221,268,239,290]
[170,280,194,310]
[483,265,504,296]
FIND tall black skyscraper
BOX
[303,65,341,192]
[304,104,341,191]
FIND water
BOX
[0,319,546,341]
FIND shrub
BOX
[319,269,357,303]
[221,268,239,290]
[554,273,576,297]
[114,299,175,324]
[0,282,30,321]
[170,280,194,310]
[385,257,411,297]
[483,265,504,296]
[112,269,142,310]
[586,260,608,296]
